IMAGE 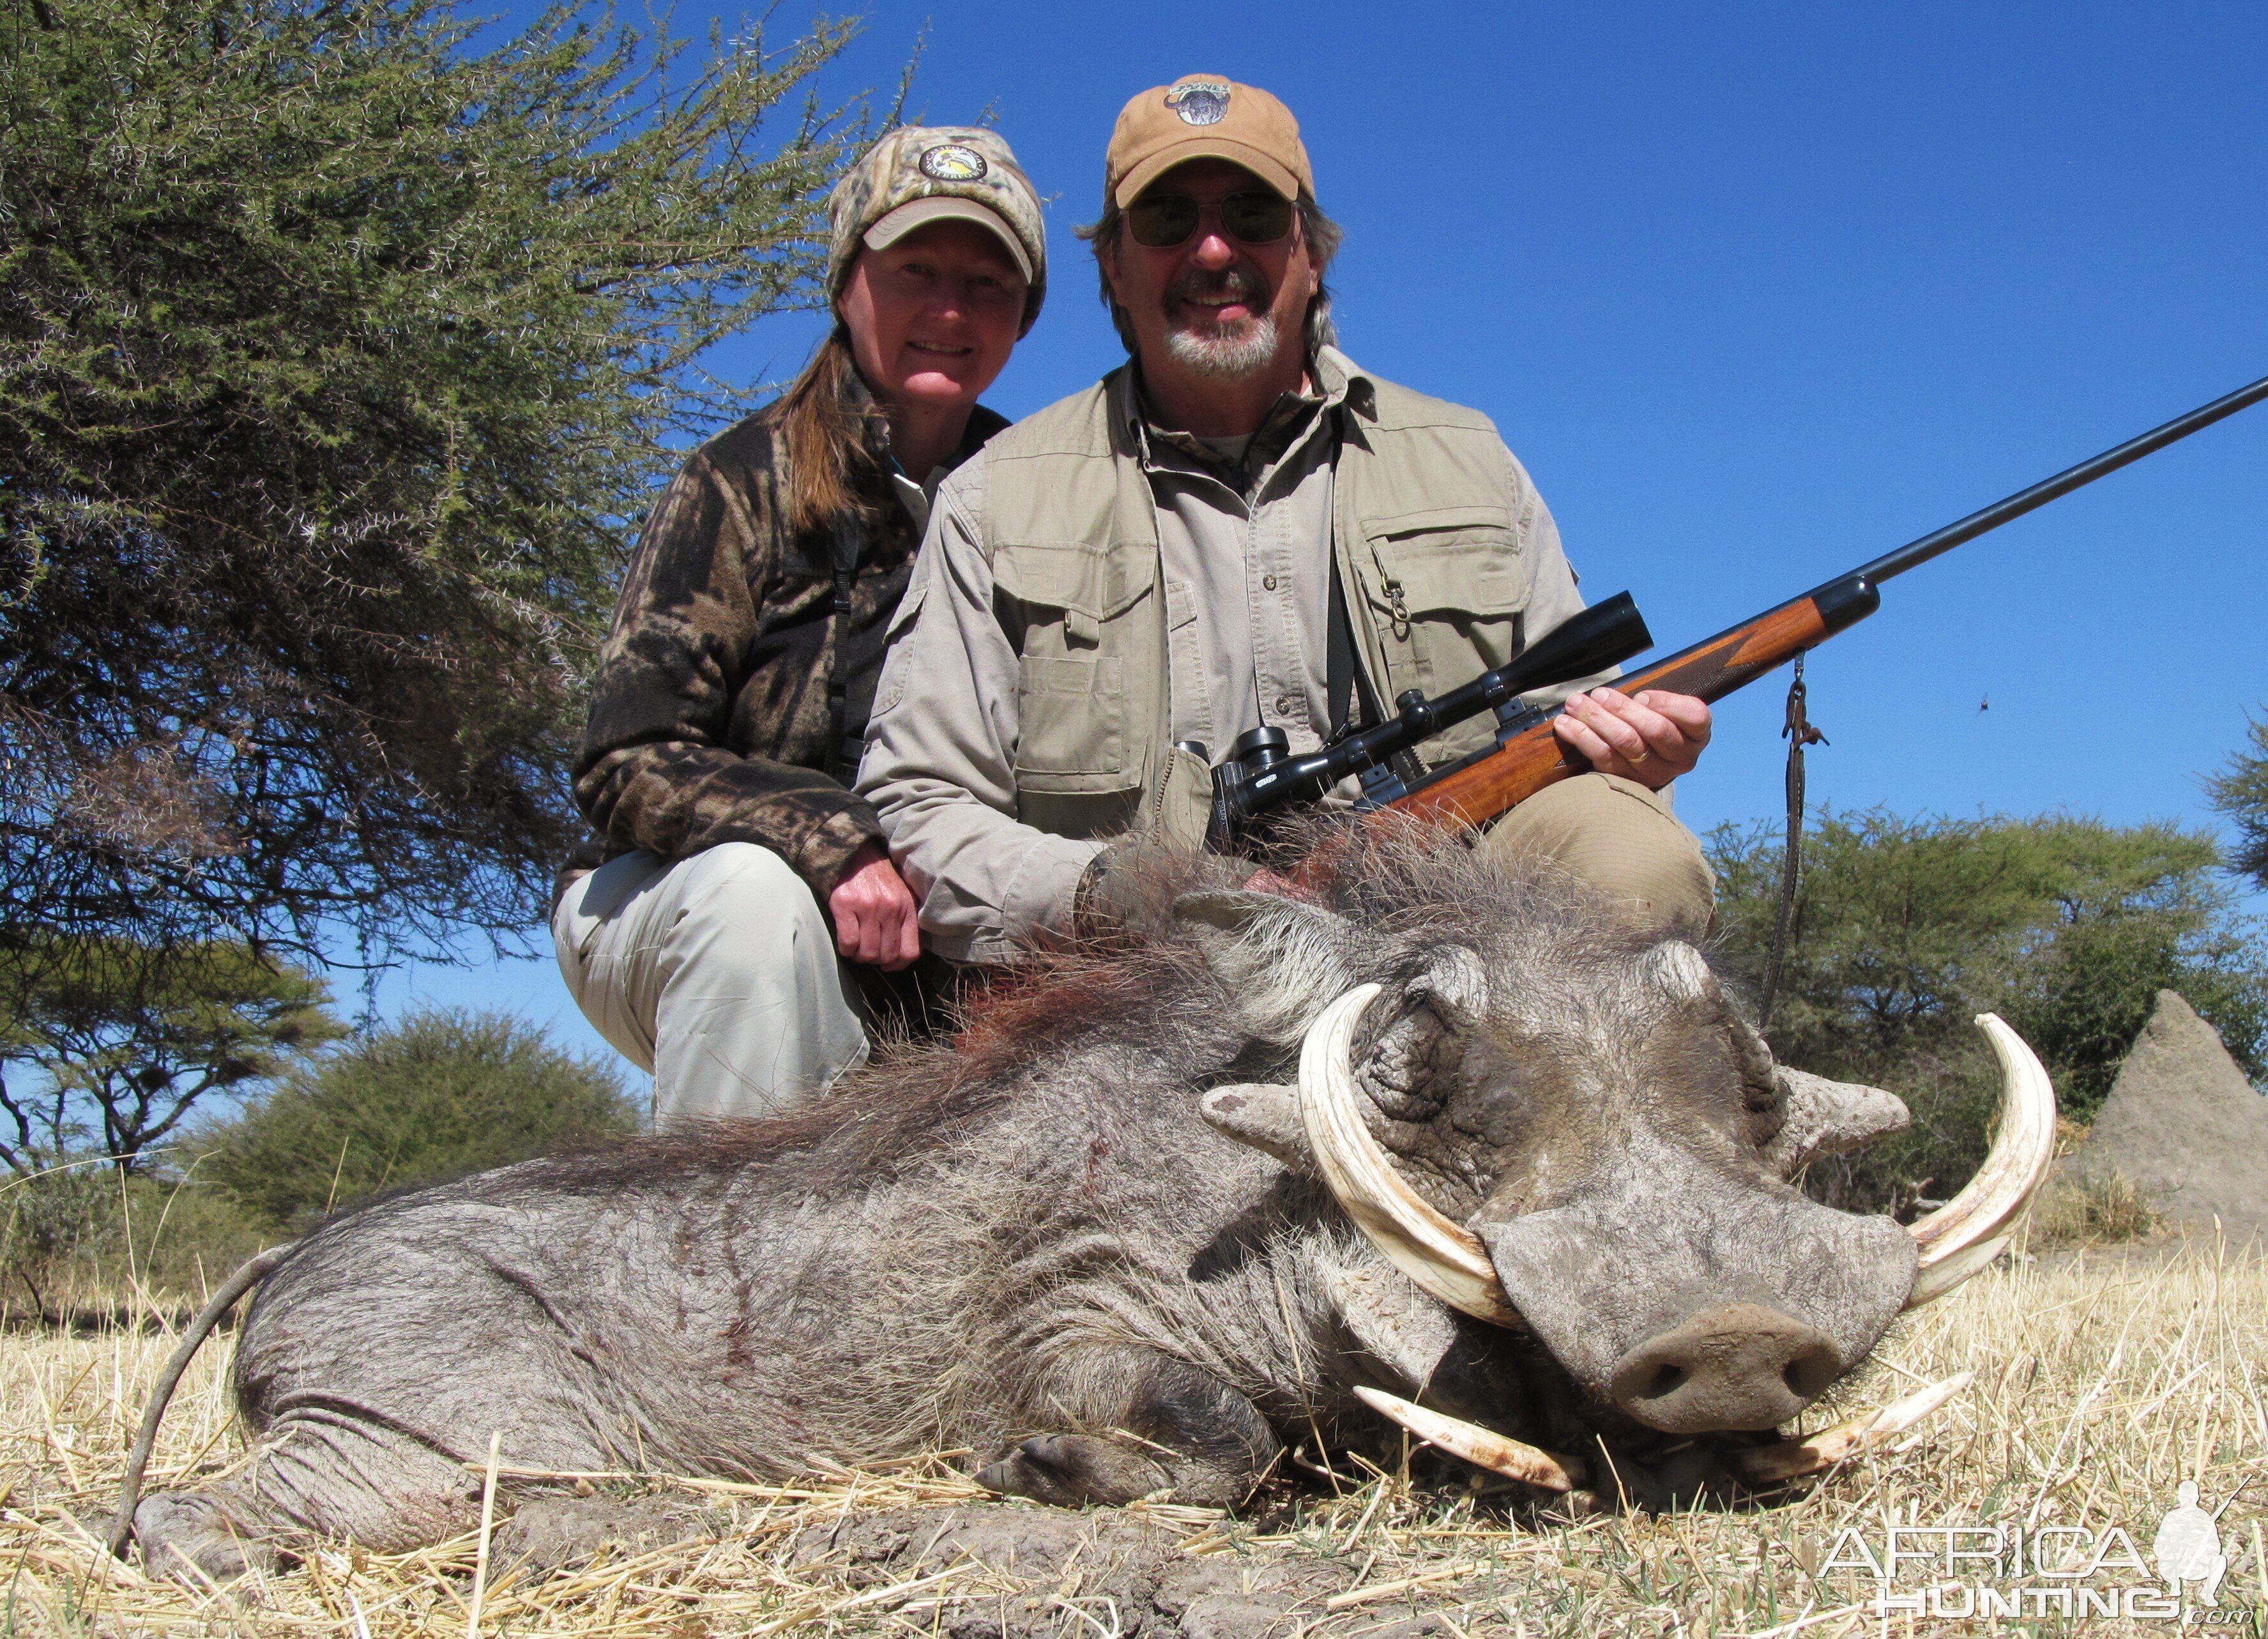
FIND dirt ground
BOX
[3,1231,2264,1636]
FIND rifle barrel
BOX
[1385,369,2268,833]
[1847,371,2268,589]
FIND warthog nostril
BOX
[1609,1303,1843,1435]
[1782,1345,1841,1401]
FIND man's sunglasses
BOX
[1125,190,1297,249]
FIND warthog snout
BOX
[1608,1303,1843,1433]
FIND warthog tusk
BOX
[1354,1386,1587,1491]
[1903,1014,2058,1306]
[1364,1372,1969,1495]
[1730,1369,1976,1485]
[1300,985,1523,1327]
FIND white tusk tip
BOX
[1354,1385,1587,1491]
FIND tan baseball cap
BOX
[826,126,1048,335]
[1105,75,1314,208]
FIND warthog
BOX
[122,831,2051,1577]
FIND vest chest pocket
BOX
[994,541,1155,793]
[1014,654,1127,782]
[1355,510,1530,762]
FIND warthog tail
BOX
[109,1242,300,1559]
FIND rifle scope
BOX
[1205,592,1653,850]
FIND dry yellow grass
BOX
[2028,1171,2167,1251]
[3,1231,2264,1636]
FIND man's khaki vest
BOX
[979,354,1542,848]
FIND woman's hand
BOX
[1553,689,1713,788]
[828,843,922,970]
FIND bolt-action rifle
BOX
[1205,372,2268,851]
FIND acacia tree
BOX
[0,940,344,1173]
[0,0,878,965]
[2207,711,2268,892]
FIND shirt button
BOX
[1262,573,1277,590]
[1275,694,1293,715]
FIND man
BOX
[858,78,1713,963]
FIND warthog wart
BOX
[119,827,2052,1578]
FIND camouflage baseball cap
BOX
[826,126,1047,336]
[1105,76,1314,209]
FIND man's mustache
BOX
[1164,269,1267,311]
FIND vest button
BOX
[1274,694,1293,715]
[1262,573,1277,590]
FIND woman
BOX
[553,127,1046,1126]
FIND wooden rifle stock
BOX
[1387,577,1879,832]
[1376,367,2268,837]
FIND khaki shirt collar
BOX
[1111,346,1374,496]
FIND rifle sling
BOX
[1327,554,1431,793]
[1327,551,1359,739]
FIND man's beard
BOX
[1162,270,1283,379]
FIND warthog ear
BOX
[1765,1069,1911,1175]
[1175,890,1356,1042]
[1198,1082,1315,1175]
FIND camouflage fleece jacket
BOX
[572,388,1008,904]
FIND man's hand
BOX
[1554,689,1713,788]
[828,842,922,971]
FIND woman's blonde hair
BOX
[775,326,887,538]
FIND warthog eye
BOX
[1355,946,1490,1124]
[1359,1002,1453,1122]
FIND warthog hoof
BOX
[132,1492,281,1582]
[977,1434,1171,1507]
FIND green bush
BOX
[1,1167,274,1315]
[198,1009,637,1230]
[1709,808,2268,1215]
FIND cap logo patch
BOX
[1166,81,1231,126]
[918,142,988,182]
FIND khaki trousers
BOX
[1478,772,1715,937]
[551,844,870,1129]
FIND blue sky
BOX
[377,0,2268,1067]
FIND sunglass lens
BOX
[1126,192,1295,247]
[1220,193,1295,243]
[1129,196,1201,248]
